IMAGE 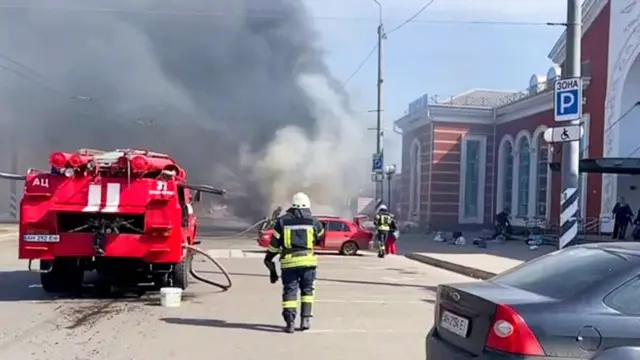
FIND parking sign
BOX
[554,78,582,122]
[371,153,383,172]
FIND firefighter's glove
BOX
[264,259,278,284]
[269,270,279,284]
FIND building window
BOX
[517,136,531,217]
[409,140,421,219]
[501,140,514,210]
[464,140,481,218]
[535,132,549,218]
[459,135,487,224]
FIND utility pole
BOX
[559,0,581,248]
[374,0,385,203]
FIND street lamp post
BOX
[373,0,385,203]
[385,164,396,211]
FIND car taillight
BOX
[485,304,544,356]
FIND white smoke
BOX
[245,73,369,216]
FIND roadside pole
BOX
[558,0,582,248]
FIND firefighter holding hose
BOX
[263,192,325,333]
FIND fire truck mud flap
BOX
[28,259,52,273]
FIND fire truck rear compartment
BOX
[57,212,145,234]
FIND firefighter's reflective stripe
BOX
[282,300,298,308]
[267,227,283,253]
[376,214,391,231]
[284,227,292,248]
[317,227,325,238]
[281,224,317,269]
[301,295,313,303]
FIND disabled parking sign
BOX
[554,78,582,122]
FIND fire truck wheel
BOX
[171,253,192,290]
[40,258,84,294]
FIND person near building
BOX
[612,197,633,240]
[632,209,640,240]
[384,213,399,255]
[263,192,325,333]
[492,206,512,239]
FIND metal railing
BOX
[428,81,552,109]
[523,216,614,246]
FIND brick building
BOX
[394,0,610,230]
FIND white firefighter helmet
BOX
[291,192,311,209]
[377,204,388,212]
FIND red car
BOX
[257,215,372,255]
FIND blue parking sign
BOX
[372,153,383,172]
[554,78,582,122]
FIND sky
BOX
[302,0,568,170]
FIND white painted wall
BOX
[601,2,640,231]
[619,59,640,157]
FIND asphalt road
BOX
[0,233,475,360]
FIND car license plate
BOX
[23,234,60,243]
[440,310,469,337]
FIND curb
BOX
[405,253,496,280]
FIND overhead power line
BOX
[0,4,554,26]
[340,45,377,88]
[577,102,640,157]
[386,0,437,35]
[340,0,439,88]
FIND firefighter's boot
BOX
[300,317,311,331]
[283,311,296,333]
[284,322,295,333]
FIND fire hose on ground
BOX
[184,244,233,291]
[182,218,269,290]
[205,218,268,239]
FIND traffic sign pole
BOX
[558,0,582,249]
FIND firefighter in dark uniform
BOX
[374,204,393,257]
[263,192,325,333]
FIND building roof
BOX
[436,89,520,108]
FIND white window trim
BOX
[512,130,532,227]
[580,114,590,218]
[496,135,515,212]
[459,135,487,224]
[408,138,422,221]
[531,126,552,223]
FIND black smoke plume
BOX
[0,0,369,221]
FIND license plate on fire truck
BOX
[440,310,469,337]
[23,234,60,243]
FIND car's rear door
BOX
[600,275,640,352]
[323,220,351,250]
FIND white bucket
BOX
[160,287,183,308]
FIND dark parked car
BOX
[426,243,640,359]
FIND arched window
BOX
[534,130,549,218]
[501,140,514,210]
[517,136,531,217]
[408,140,422,218]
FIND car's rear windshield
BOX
[490,247,635,299]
